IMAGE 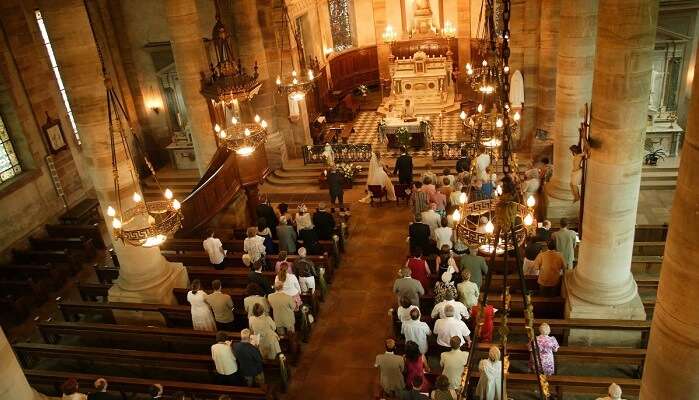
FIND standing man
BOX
[267,282,296,334]
[551,218,577,269]
[312,203,336,241]
[374,338,405,397]
[203,231,227,270]
[211,331,239,385]
[393,267,425,306]
[255,195,278,238]
[326,167,345,208]
[459,245,489,289]
[455,147,471,174]
[536,220,552,242]
[533,240,566,297]
[393,146,414,185]
[206,280,235,331]
[233,329,265,387]
[408,214,431,255]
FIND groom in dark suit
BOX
[327,167,345,207]
[393,146,413,185]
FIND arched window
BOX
[328,0,355,51]
[0,115,21,183]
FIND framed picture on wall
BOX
[41,113,67,154]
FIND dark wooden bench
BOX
[58,198,100,225]
[12,249,81,274]
[29,236,96,259]
[162,238,339,262]
[632,241,665,256]
[0,263,67,290]
[633,224,668,242]
[0,278,48,304]
[25,369,271,400]
[45,223,106,249]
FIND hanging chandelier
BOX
[276,1,315,101]
[104,78,182,248]
[215,115,268,156]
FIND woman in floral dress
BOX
[529,322,560,375]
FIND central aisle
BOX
[285,202,413,399]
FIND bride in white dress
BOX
[360,151,397,202]
[187,280,217,331]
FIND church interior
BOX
[0,0,697,399]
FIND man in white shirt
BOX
[431,291,469,320]
[211,331,239,385]
[433,305,471,350]
[203,231,227,270]
[401,308,431,355]
[420,203,441,239]
[551,218,577,269]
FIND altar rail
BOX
[302,144,373,165]
[431,141,477,160]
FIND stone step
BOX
[640,180,677,190]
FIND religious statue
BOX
[412,0,434,35]
[414,0,432,16]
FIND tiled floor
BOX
[284,199,413,399]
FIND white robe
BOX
[476,359,502,400]
[475,153,491,181]
[187,290,217,331]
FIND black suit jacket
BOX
[456,156,471,173]
[326,171,344,196]
[409,222,431,252]
[255,203,278,228]
[248,271,272,294]
[312,211,336,240]
[393,154,413,182]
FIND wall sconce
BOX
[145,86,163,115]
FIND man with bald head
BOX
[87,378,118,399]
[393,267,425,306]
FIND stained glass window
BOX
[0,115,21,183]
[328,0,355,51]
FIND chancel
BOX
[0,0,697,399]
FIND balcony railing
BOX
[431,141,477,160]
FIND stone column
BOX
[564,0,657,345]
[41,0,188,305]
[0,328,40,399]
[165,0,218,174]
[545,0,597,219]
[640,48,699,399]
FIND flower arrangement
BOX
[395,126,412,146]
[335,163,362,182]
[355,85,369,97]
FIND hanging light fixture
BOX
[276,1,315,100]
[215,116,268,156]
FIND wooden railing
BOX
[302,143,373,165]
[179,147,242,234]
[431,141,477,160]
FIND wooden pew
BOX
[45,223,106,249]
[59,197,100,225]
[29,236,96,259]
[633,224,668,242]
[0,278,48,304]
[12,249,81,274]
[471,342,646,366]
[0,263,67,290]
[632,241,665,256]
[418,295,566,319]
[25,369,270,400]
[161,237,338,261]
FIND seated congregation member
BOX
[476,346,502,400]
[435,245,458,277]
[409,214,432,254]
[532,240,565,296]
[211,331,239,385]
[595,383,626,400]
[393,267,425,307]
[405,247,431,290]
[249,303,281,360]
[420,176,437,196]
[295,204,314,232]
[256,218,275,255]
[275,251,293,274]
[276,216,297,254]
[312,202,335,240]
[456,270,479,308]
[523,236,544,275]
[62,378,87,400]
[460,245,488,289]
[431,290,469,320]
[432,185,447,213]
[434,218,453,250]
[374,338,405,397]
[430,374,458,400]
[187,280,216,331]
[147,384,164,400]
[529,323,559,376]
[421,203,442,239]
[401,308,431,356]
[275,268,302,310]
[440,172,454,192]
[404,341,431,394]
[294,252,317,294]
[399,376,429,400]
[87,378,119,400]
[243,283,270,316]
[233,329,265,387]
[268,282,296,334]
[397,296,419,323]
[410,182,430,216]
[206,280,235,331]
[434,271,458,304]
[248,260,272,295]
[203,230,227,270]
[244,227,266,264]
[434,305,471,351]
[440,336,469,391]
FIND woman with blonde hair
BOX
[456,270,479,308]
[275,267,302,310]
[529,322,560,375]
[475,346,502,400]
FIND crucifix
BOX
[577,103,591,238]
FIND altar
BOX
[379,116,430,149]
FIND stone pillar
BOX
[372,0,391,80]
[41,0,188,305]
[165,0,218,174]
[545,0,597,219]
[640,48,699,399]
[531,0,560,159]
[564,0,657,345]
[0,328,40,399]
